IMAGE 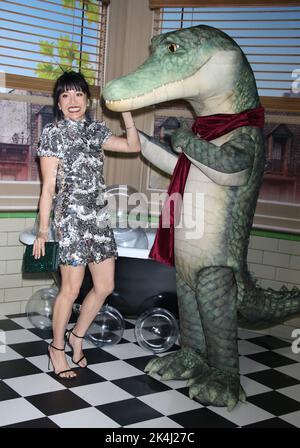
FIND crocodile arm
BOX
[138,131,178,176]
[172,127,255,182]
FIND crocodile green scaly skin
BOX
[103,25,300,410]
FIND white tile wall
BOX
[4,287,34,302]
[290,255,300,270]
[250,235,279,252]
[7,232,24,246]
[6,260,22,274]
[0,262,6,275]
[248,263,276,281]
[248,236,300,291]
[0,218,53,315]
[0,233,8,246]
[278,239,300,256]
[276,268,300,284]
[0,218,28,232]
[247,248,263,264]
[247,235,300,341]
[262,251,290,268]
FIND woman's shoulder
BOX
[41,121,61,134]
[87,119,112,147]
[88,119,109,130]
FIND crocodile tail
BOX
[236,271,300,326]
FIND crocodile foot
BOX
[187,368,246,411]
[144,347,209,380]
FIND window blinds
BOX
[0,0,108,94]
[149,1,300,7]
[152,2,300,104]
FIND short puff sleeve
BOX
[88,121,113,149]
[36,123,63,158]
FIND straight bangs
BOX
[56,77,90,98]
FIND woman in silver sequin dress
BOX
[33,72,141,379]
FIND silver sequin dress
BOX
[37,118,118,266]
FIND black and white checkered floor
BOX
[1,312,300,429]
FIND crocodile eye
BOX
[168,43,179,53]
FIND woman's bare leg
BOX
[49,264,86,378]
[68,257,115,367]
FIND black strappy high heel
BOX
[47,342,77,379]
[65,328,88,368]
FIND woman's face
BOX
[58,89,88,121]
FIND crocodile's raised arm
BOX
[172,127,256,185]
[138,131,178,176]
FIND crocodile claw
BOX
[188,385,199,400]
[144,347,208,380]
[239,386,247,403]
[144,352,178,375]
[144,357,166,374]
[187,368,246,411]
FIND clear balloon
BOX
[106,184,149,249]
[106,184,149,229]
[134,307,179,353]
[26,287,58,329]
[74,304,125,347]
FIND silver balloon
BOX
[26,287,58,329]
[134,307,179,353]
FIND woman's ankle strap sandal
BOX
[47,342,77,379]
[65,328,88,368]
[71,330,85,339]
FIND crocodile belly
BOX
[175,164,234,289]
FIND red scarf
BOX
[149,105,265,266]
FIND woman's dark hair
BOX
[53,71,91,121]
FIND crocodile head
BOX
[103,25,259,115]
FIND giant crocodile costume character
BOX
[103,25,300,410]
